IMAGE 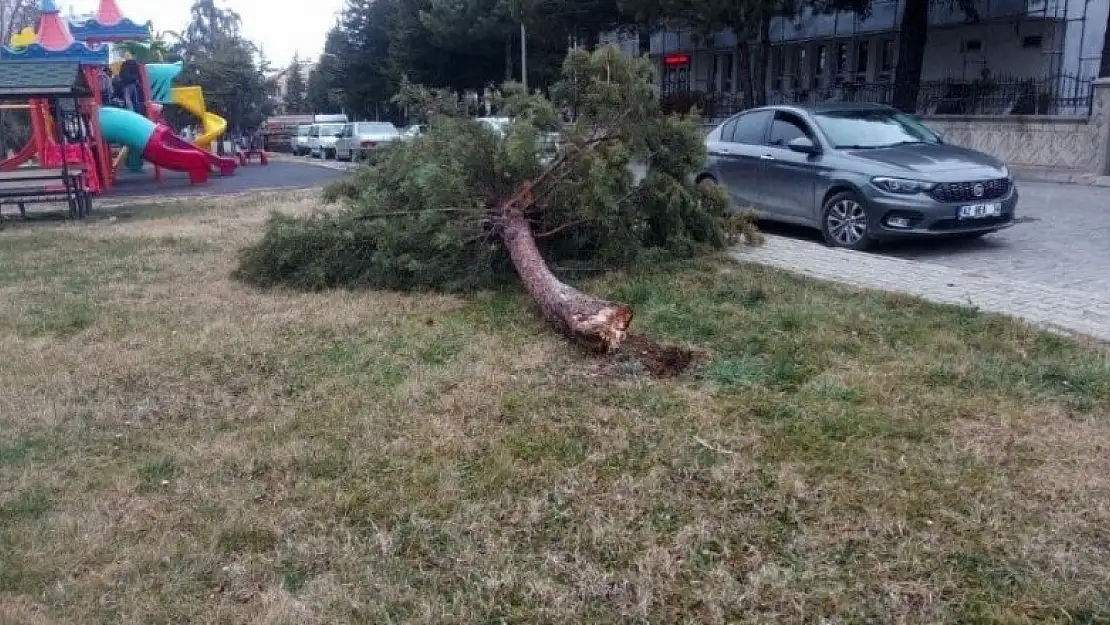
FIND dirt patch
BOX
[611,334,703,377]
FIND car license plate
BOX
[957,203,1002,220]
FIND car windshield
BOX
[319,124,345,135]
[811,109,941,149]
[356,123,398,135]
[296,126,312,136]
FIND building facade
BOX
[646,0,1108,117]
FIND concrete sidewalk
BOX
[731,235,1110,343]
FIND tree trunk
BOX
[749,11,774,108]
[892,0,929,113]
[736,42,755,110]
[1100,6,1110,77]
[500,203,633,354]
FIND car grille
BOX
[929,178,1011,203]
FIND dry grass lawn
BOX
[1,191,1109,624]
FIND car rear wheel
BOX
[821,191,872,251]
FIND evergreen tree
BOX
[283,55,308,114]
[172,0,273,130]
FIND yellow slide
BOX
[171,86,228,150]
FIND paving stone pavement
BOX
[883,180,1110,294]
[730,235,1110,343]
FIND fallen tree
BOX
[236,46,757,354]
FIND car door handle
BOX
[760,154,775,160]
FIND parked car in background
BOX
[697,103,1017,250]
[475,116,561,163]
[401,124,425,141]
[293,124,313,156]
[309,123,347,159]
[335,121,402,161]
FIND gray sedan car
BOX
[698,103,1018,250]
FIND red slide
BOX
[0,141,36,171]
[140,125,238,184]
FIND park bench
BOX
[0,166,91,220]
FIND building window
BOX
[855,41,870,81]
[834,42,850,81]
[792,47,807,88]
[771,47,785,88]
[814,45,827,87]
[1022,35,1043,49]
[878,38,895,81]
[961,39,983,53]
[722,52,734,92]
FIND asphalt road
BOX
[109,161,346,199]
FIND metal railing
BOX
[666,72,1095,121]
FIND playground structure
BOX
[0,0,260,196]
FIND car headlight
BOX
[871,177,936,194]
[1000,165,1011,179]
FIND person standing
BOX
[98,66,114,106]
[118,53,145,116]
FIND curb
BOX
[1012,168,1110,188]
[268,153,357,172]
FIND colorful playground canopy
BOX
[0,0,151,66]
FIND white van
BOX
[293,124,313,156]
[309,122,347,159]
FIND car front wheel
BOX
[821,191,872,251]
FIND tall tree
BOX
[173,0,272,130]
[183,0,242,51]
[283,55,308,114]
[306,28,345,113]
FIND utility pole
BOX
[520,21,528,91]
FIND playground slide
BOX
[98,106,236,184]
[171,86,228,150]
[0,141,35,171]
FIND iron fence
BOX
[669,73,1095,121]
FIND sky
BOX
[65,0,347,67]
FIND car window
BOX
[727,111,773,145]
[717,119,737,142]
[811,109,941,149]
[766,113,811,147]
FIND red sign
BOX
[663,53,690,66]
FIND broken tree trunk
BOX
[499,190,633,353]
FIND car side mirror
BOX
[335,133,344,138]
[787,136,820,155]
